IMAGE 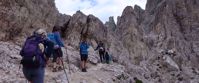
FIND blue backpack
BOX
[20,36,44,68]
[47,33,60,49]
[47,33,56,43]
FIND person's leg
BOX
[57,48,63,69]
[81,61,84,69]
[22,67,32,82]
[80,54,84,71]
[53,49,58,72]
[83,54,88,72]
[105,54,109,64]
[32,67,45,83]
[102,52,105,62]
[99,52,103,62]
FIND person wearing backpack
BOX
[80,38,90,72]
[95,41,105,63]
[105,48,111,64]
[20,28,47,83]
[47,26,65,72]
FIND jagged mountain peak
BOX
[0,0,198,83]
[121,6,135,16]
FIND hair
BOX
[34,28,46,36]
[52,26,61,32]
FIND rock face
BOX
[0,0,199,83]
[112,0,199,83]
[0,0,58,41]
[62,11,107,49]
[0,42,129,83]
[105,16,117,31]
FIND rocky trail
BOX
[0,42,128,83]
[45,61,126,83]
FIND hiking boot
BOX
[84,68,87,72]
[81,69,84,72]
[82,68,85,72]
[82,68,87,72]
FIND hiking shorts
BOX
[80,54,88,61]
[22,67,45,83]
[53,47,63,62]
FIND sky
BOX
[55,0,147,23]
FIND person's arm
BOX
[55,32,64,47]
[95,44,99,51]
[79,43,82,54]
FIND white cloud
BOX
[55,0,147,23]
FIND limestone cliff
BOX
[0,0,198,83]
[0,0,58,41]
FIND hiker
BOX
[20,28,47,83]
[105,48,111,64]
[95,41,105,63]
[80,38,90,72]
[47,26,65,72]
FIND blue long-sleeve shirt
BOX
[54,32,64,47]
[47,32,64,47]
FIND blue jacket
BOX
[80,42,89,55]
[47,32,64,47]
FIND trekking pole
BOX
[65,47,71,74]
[18,64,21,74]
[61,46,71,83]
[61,59,70,83]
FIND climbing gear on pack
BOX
[99,47,104,52]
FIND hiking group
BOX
[19,26,112,83]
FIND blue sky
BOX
[55,0,147,23]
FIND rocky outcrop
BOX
[113,0,199,83]
[0,0,198,83]
[105,16,116,31]
[134,5,145,25]
[62,11,107,49]
[0,0,58,41]
[56,14,71,27]
[0,41,130,83]
[115,6,148,65]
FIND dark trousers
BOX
[99,51,105,62]
[53,48,63,62]
[23,67,45,83]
